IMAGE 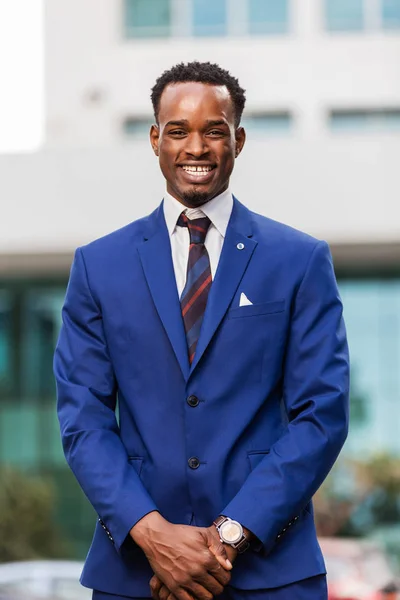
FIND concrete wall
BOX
[1,0,399,261]
[44,0,400,146]
[1,135,399,255]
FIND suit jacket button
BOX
[187,395,199,407]
[188,457,200,469]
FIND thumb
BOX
[208,537,233,570]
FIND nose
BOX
[184,132,208,157]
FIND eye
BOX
[208,129,225,137]
[169,129,187,137]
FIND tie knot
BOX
[177,212,211,245]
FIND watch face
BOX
[220,520,242,544]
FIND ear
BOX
[150,124,160,156]
[235,126,246,157]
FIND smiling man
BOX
[55,62,349,600]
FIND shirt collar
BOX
[163,188,233,238]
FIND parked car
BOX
[0,560,89,599]
[320,537,400,600]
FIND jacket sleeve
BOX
[221,240,350,552]
[54,248,158,552]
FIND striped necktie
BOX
[177,212,212,365]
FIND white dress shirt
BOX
[163,188,233,299]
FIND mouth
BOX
[178,164,217,184]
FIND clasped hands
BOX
[130,511,237,600]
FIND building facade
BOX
[1,0,400,557]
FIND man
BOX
[54,61,349,600]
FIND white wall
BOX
[44,0,400,146]
[1,136,399,253]
[2,0,399,259]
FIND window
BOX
[330,109,400,132]
[20,290,65,401]
[123,113,293,138]
[124,0,171,38]
[241,112,293,135]
[325,0,364,31]
[0,291,13,398]
[0,284,67,469]
[193,0,227,36]
[124,0,290,38]
[382,0,400,28]
[0,279,98,559]
[338,279,400,456]
[325,0,400,32]
[248,0,289,34]
[124,117,154,139]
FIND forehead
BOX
[158,82,234,125]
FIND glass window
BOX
[241,112,293,135]
[248,0,289,34]
[0,285,67,468]
[382,0,400,29]
[325,0,364,31]
[125,0,171,38]
[330,109,400,132]
[123,117,154,139]
[338,279,400,456]
[0,405,40,468]
[192,0,227,36]
[0,291,13,398]
[20,290,65,401]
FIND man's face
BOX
[150,82,245,207]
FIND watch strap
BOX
[213,515,227,528]
[213,516,250,554]
[233,536,250,554]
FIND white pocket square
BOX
[239,292,253,307]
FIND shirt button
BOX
[187,395,199,407]
[188,457,200,469]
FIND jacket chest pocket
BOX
[228,299,285,319]
[215,300,287,385]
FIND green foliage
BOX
[315,453,400,538]
[0,465,69,562]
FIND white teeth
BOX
[181,165,213,173]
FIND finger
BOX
[205,528,233,571]
[150,575,162,589]
[209,539,232,570]
[201,547,231,586]
[184,582,214,600]
[194,572,225,597]
[150,576,163,600]
[159,585,171,600]
[207,560,231,586]
[171,587,195,600]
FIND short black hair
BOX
[151,61,246,128]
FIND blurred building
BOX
[0,0,400,557]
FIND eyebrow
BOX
[164,118,229,128]
[165,120,189,127]
[205,119,228,127]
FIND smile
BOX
[180,165,216,176]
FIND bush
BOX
[0,465,69,562]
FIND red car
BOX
[319,537,400,600]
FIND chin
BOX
[181,189,213,207]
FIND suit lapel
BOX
[137,202,190,381]
[189,198,258,376]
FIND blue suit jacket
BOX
[54,197,349,596]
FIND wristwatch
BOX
[213,516,250,554]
